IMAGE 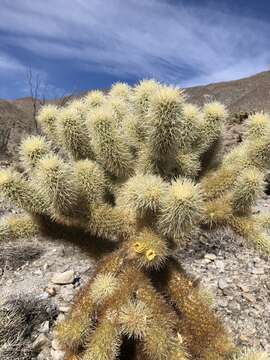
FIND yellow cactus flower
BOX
[133,242,146,253]
[146,249,156,261]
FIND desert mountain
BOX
[0,99,34,158]
[185,70,270,113]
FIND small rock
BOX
[37,292,50,300]
[32,334,49,351]
[260,339,270,351]
[222,287,233,296]
[59,305,70,313]
[247,327,256,335]
[239,335,250,343]
[51,349,65,360]
[218,298,228,307]
[51,270,75,285]
[251,268,264,275]
[60,286,74,302]
[37,349,51,360]
[38,321,50,334]
[204,253,217,261]
[215,260,225,270]
[243,293,256,303]
[33,269,43,276]
[238,284,249,292]
[228,301,241,312]
[65,283,74,290]
[218,279,228,290]
[45,286,57,297]
[56,313,66,323]
[201,258,212,265]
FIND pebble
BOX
[38,321,50,334]
[37,349,51,360]
[218,298,228,307]
[222,287,234,296]
[51,349,65,360]
[238,284,249,292]
[37,292,50,300]
[51,270,75,285]
[239,335,250,343]
[242,293,256,303]
[251,268,265,275]
[33,269,43,276]
[228,301,241,312]
[32,334,50,351]
[56,313,66,323]
[59,305,70,313]
[204,253,217,261]
[218,279,228,290]
[215,260,225,270]
[45,286,57,297]
[60,286,74,302]
[37,350,49,360]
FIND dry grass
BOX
[0,243,43,270]
[0,295,58,360]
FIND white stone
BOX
[204,253,217,261]
[32,334,49,351]
[51,270,75,285]
[51,349,65,360]
[38,321,50,334]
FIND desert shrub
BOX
[0,295,58,360]
[0,128,11,154]
[0,242,43,270]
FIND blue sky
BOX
[0,0,270,99]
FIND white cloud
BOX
[0,0,269,86]
[0,52,25,73]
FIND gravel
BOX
[177,224,270,353]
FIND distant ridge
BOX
[184,70,270,113]
[8,70,270,113]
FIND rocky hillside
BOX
[185,70,270,113]
[1,70,270,158]
[0,100,34,158]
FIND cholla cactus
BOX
[1,81,270,360]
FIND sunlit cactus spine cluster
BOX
[0,79,270,360]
